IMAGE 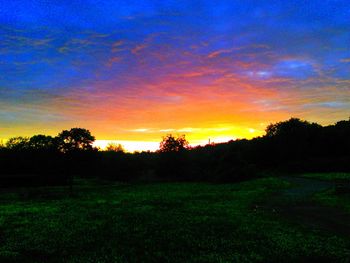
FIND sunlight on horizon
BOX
[94,140,160,152]
[94,136,238,152]
[92,125,263,152]
[0,126,262,152]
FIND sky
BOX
[0,0,349,151]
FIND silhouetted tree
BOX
[265,118,321,138]
[2,117,350,187]
[55,128,95,192]
[29,135,57,151]
[57,128,95,153]
[263,118,324,171]
[156,134,189,179]
[106,143,125,152]
[5,137,30,151]
[158,134,189,153]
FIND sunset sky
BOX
[0,1,349,151]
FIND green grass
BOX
[301,172,350,214]
[301,172,350,181]
[0,177,350,262]
[314,188,350,212]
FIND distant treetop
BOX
[265,118,322,138]
[106,143,125,153]
[158,134,189,153]
[57,128,95,153]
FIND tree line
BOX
[1,128,95,153]
[0,117,349,186]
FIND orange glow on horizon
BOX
[1,49,348,146]
[93,126,264,152]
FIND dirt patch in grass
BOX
[259,176,350,238]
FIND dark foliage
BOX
[57,128,95,153]
[28,135,57,151]
[158,134,189,153]
[1,117,349,187]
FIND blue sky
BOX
[0,0,349,148]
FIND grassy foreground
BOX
[302,173,350,181]
[0,175,350,262]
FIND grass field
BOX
[301,173,350,181]
[0,175,350,262]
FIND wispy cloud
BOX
[340,58,350,63]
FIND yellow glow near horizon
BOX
[0,125,266,152]
[93,128,262,152]
[94,140,160,152]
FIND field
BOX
[0,174,350,262]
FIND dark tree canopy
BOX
[5,136,30,151]
[1,118,350,187]
[334,118,350,130]
[106,143,125,152]
[28,135,56,151]
[57,128,95,153]
[265,118,321,138]
[159,134,189,153]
